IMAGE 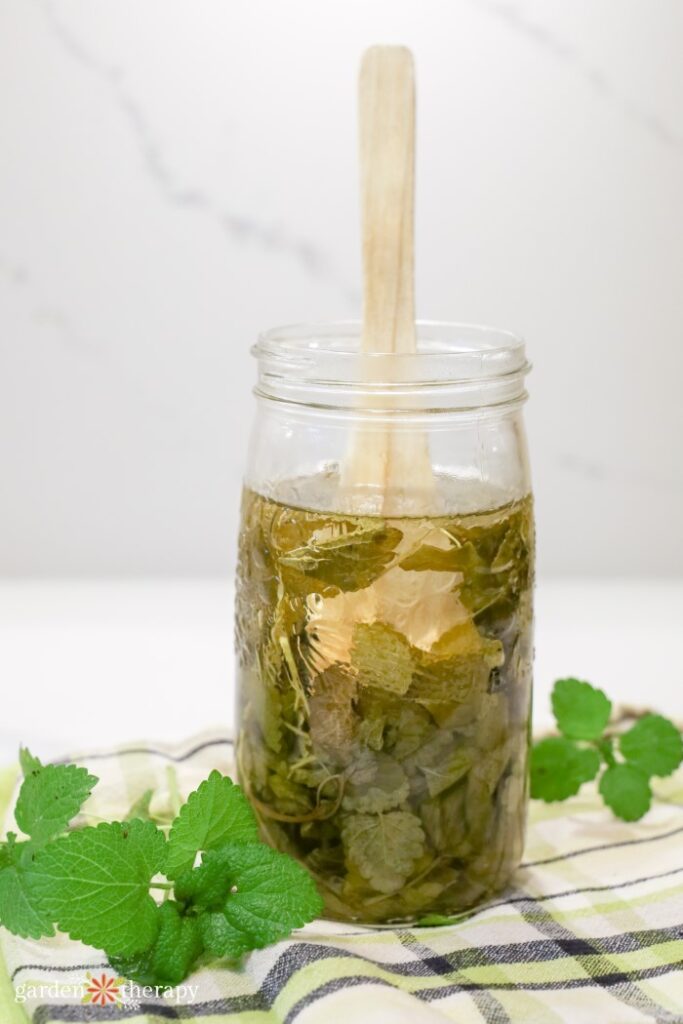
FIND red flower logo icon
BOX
[82,972,123,1007]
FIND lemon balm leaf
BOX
[533,683,680,823]
[530,737,601,801]
[110,901,203,987]
[188,844,323,959]
[619,714,683,778]
[551,678,612,741]
[0,838,54,940]
[351,622,415,695]
[19,747,42,777]
[165,771,260,880]
[341,752,410,812]
[341,810,426,894]
[0,866,55,939]
[278,524,403,593]
[599,764,652,821]
[26,820,166,957]
[15,763,98,845]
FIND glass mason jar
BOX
[235,322,534,925]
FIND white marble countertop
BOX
[0,578,681,765]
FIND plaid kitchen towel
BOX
[1,733,682,1024]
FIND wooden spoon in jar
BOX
[341,45,434,514]
[306,45,464,673]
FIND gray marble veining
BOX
[37,0,359,303]
[474,0,682,151]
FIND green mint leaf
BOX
[551,678,612,740]
[165,771,259,880]
[619,714,683,778]
[19,748,42,777]
[341,810,426,894]
[26,820,166,957]
[599,764,652,821]
[110,901,203,986]
[0,838,54,939]
[15,763,98,845]
[183,844,322,959]
[530,737,601,801]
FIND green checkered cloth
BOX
[1,732,682,1024]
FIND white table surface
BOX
[0,579,681,764]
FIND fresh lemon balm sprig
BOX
[531,678,683,821]
[0,753,322,987]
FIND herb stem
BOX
[596,737,616,768]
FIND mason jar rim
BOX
[256,320,528,375]
[253,321,530,412]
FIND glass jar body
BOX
[235,323,534,925]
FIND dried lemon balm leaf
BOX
[278,524,403,593]
[235,487,534,924]
[342,752,410,813]
[351,622,415,695]
[308,665,358,762]
[404,731,474,798]
[342,811,426,894]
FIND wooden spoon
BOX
[307,45,458,673]
[341,45,434,514]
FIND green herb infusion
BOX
[235,485,534,924]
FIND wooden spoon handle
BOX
[359,46,416,356]
[342,46,432,514]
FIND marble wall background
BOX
[1,0,682,576]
